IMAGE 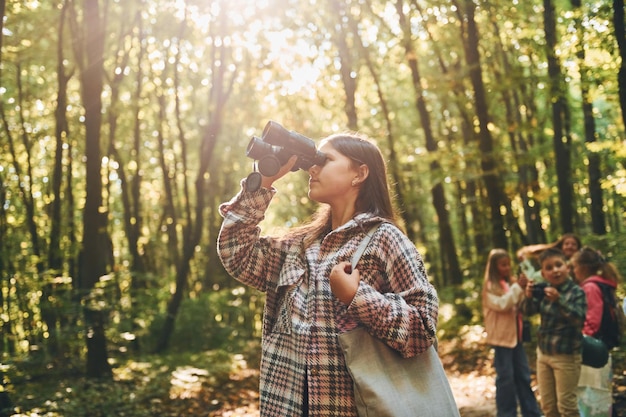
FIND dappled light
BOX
[170,366,209,399]
[2,0,626,415]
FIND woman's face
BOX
[307,142,360,205]
[561,237,580,259]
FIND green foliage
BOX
[144,287,263,354]
[437,281,484,339]
[3,348,259,417]
[2,0,626,405]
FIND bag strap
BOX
[351,223,382,271]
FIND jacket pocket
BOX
[267,250,306,334]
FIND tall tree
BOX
[614,0,626,131]
[0,0,15,356]
[411,0,489,260]
[44,0,74,358]
[327,0,358,131]
[486,11,546,247]
[460,0,508,248]
[544,0,575,233]
[72,0,112,378]
[344,5,417,241]
[107,9,147,275]
[571,0,606,234]
[396,0,462,285]
[156,4,237,352]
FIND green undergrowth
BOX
[2,344,261,417]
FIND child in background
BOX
[522,247,587,417]
[482,249,542,417]
[571,247,622,417]
[516,233,583,282]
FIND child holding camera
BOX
[522,247,587,417]
[482,249,542,417]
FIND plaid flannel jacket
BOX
[522,278,587,355]
[217,183,439,417]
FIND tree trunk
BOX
[463,0,508,249]
[342,3,418,242]
[0,171,15,355]
[156,10,235,352]
[571,1,606,234]
[156,119,225,352]
[396,0,462,285]
[614,0,626,131]
[76,0,112,378]
[516,71,548,244]
[487,16,545,247]
[108,11,147,278]
[544,0,575,233]
[328,0,358,131]
[416,0,488,261]
[46,0,73,358]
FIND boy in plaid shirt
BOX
[522,247,587,417]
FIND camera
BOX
[531,282,548,300]
[246,121,327,176]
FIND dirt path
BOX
[448,371,497,417]
[212,340,624,417]
[210,368,499,417]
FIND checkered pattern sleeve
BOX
[217,182,289,292]
[347,222,439,358]
[537,279,587,354]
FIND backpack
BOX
[593,282,625,349]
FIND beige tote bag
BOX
[339,224,460,417]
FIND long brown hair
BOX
[287,133,397,246]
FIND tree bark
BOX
[614,0,626,131]
[76,0,112,378]
[463,0,508,249]
[571,0,606,234]
[156,10,235,352]
[328,0,358,131]
[45,0,75,359]
[395,0,463,285]
[544,0,575,233]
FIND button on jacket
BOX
[218,183,439,417]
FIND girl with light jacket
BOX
[482,248,542,417]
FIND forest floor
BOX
[168,337,626,417]
[202,335,626,417]
[3,337,626,417]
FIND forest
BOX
[1,0,626,415]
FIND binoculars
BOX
[246,121,327,176]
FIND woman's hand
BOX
[330,261,360,305]
[260,155,298,189]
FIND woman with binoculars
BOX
[217,129,442,416]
